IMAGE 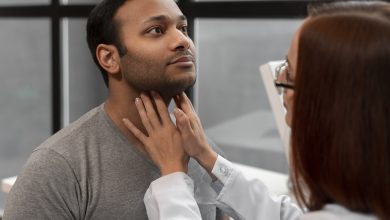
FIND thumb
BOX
[174,108,193,135]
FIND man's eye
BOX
[180,26,188,34]
[148,27,164,35]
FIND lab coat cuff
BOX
[145,172,203,219]
[150,172,195,195]
[212,155,236,185]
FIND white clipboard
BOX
[259,61,291,162]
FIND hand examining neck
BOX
[172,93,218,179]
[121,91,219,181]
[122,91,189,176]
[104,90,158,156]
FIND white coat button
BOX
[219,166,230,176]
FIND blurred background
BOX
[0,0,318,213]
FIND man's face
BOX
[114,0,196,97]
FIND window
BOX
[62,18,107,124]
[0,18,51,210]
[196,19,302,172]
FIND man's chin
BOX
[174,74,196,90]
[165,85,192,98]
[160,81,195,99]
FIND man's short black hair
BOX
[86,0,128,87]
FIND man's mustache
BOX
[167,51,195,65]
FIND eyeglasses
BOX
[274,59,295,94]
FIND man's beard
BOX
[121,51,196,98]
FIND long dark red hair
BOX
[290,4,390,220]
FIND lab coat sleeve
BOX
[144,155,303,220]
[212,155,303,220]
[144,172,202,220]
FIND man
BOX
[3,0,223,219]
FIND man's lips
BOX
[168,55,195,65]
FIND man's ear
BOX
[96,44,121,75]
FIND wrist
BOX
[196,149,218,174]
[160,164,188,176]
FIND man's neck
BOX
[104,90,172,155]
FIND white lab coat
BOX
[144,155,377,220]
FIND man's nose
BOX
[169,29,191,51]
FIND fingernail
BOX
[142,93,150,99]
[135,97,140,103]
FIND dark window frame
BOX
[0,0,348,133]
